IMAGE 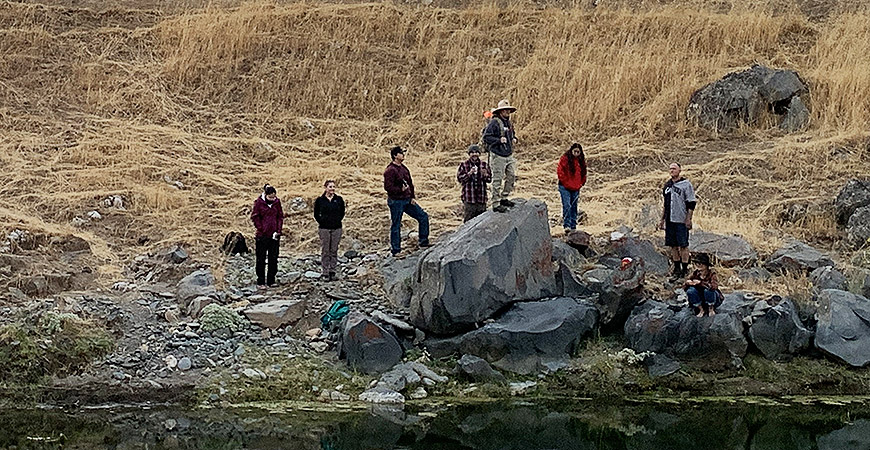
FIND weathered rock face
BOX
[243,299,307,329]
[176,269,217,309]
[625,300,748,370]
[563,230,592,255]
[847,206,870,249]
[687,64,809,132]
[688,231,757,267]
[552,239,584,269]
[381,253,422,309]
[747,298,812,361]
[810,266,848,291]
[815,289,870,367]
[340,312,403,374]
[835,179,870,226]
[409,199,557,335]
[576,261,645,328]
[426,297,598,375]
[608,235,669,275]
[455,354,506,382]
[763,240,834,274]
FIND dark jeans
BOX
[255,236,279,286]
[686,286,722,308]
[388,198,429,254]
[558,184,580,230]
[463,202,487,222]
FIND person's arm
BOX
[338,197,346,222]
[408,171,416,200]
[482,163,492,183]
[251,201,263,232]
[313,197,324,227]
[457,162,470,184]
[556,155,567,185]
[659,185,667,230]
[706,272,719,291]
[685,181,697,229]
[482,119,502,148]
[384,166,402,198]
[579,162,588,188]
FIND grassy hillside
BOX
[1,0,868,282]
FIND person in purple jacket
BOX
[251,184,284,289]
[383,146,430,257]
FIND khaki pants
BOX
[490,154,516,206]
[319,228,342,274]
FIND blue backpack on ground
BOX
[320,300,349,330]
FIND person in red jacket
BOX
[251,184,284,289]
[556,143,588,234]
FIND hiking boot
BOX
[500,199,516,207]
[668,263,682,282]
[419,242,432,249]
[493,204,509,213]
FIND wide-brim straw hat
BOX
[492,99,517,114]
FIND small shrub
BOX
[200,304,247,332]
[0,312,113,383]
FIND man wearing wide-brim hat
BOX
[482,99,519,213]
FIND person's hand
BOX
[500,137,507,144]
[272,232,280,240]
[410,199,418,206]
[686,219,693,230]
[471,166,478,174]
[659,219,665,230]
[512,138,518,144]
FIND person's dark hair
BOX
[390,146,404,160]
[691,252,712,267]
[263,184,276,196]
[564,143,587,179]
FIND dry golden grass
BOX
[1,0,869,284]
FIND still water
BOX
[2,399,869,449]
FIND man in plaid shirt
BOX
[456,144,493,222]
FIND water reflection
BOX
[1,400,869,449]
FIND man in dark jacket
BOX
[383,146,430,256]
[251,184,284,288]
[482,99,518,213]
[456,144,492,222]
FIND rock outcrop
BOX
[409,199,557,334]
[426,297,598,374]
[815,289,870,367]
[687,64,809,132]
[835,179,870,226]
[688,231,757,267]
[625,299,748,370]
[763,240,834,274]
[747,298,812,361]
[243,299,307,329]
[340,312,403,374]
[176,269,217,311]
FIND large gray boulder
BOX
[810,266,847,291]
[687,64,808,132]
[814,289,870,367]
[340,312,404,374]
[763,240,834,274]
[818,420,870,450]
[607,234,669,275]
[176,269,217,310]
[748,298,812,361]
[381,253,422,308]
[409,199,557,335]
[243,299,307,329]
[575,260,645,327]
[834,179,870,226]
[625,300,748,370]
[688,231,757,267]
[847,206,870,249]
[426,297,598,375]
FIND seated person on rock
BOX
[684,253,723,317]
